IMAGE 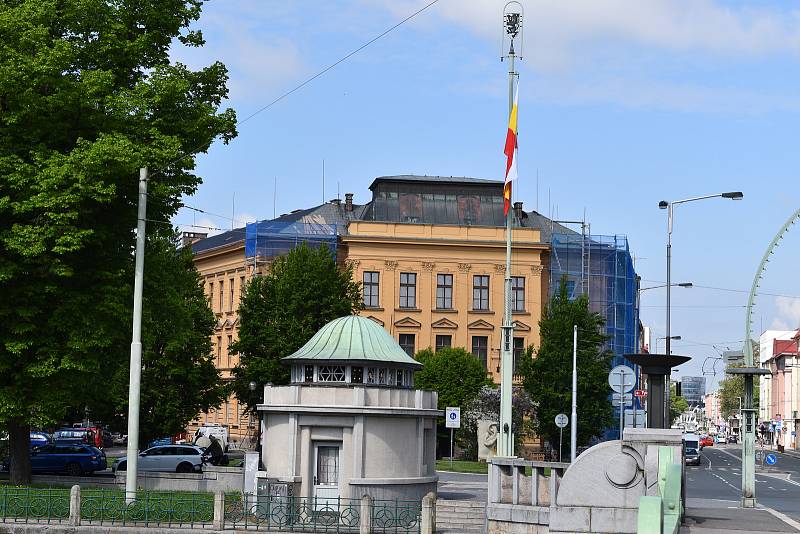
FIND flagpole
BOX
[499,6,521,458]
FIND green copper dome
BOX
[283,315,421,368]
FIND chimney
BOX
[181,231,207,248]
[513,201,524,221]
[345,193,354,212]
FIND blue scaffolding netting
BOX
[245,220,339,259]
[550,232,639,440]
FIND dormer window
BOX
[318,366,346,382]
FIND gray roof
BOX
[369,175,502,189]
[191,227,246,254]
[283,315,422,368]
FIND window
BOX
[399,272,417,309]
[317,366,346,382]
[512,277,525,312]
[435,335,452,351]
[472,336,488,369]
[316,446,339,485]
[513,337,525,374]
[351,367,363,384]
[229,278,235,311]
[366,367,377,384]
[436,274,453,309]
[216,336,222,363]
[227,335,233,366]
[363,271,380,307]
[399,334,415,356]
[240,276,246,301]
[219,280,224,311]
[209,282,214,308]
[473,275,489,310]
[305,365,314,382]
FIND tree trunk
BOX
[9,417,31,485]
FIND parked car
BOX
[2,444,106,476]
[727,435,738,444]
[53,428,99,448]
[112,445,205,474]
[148,437,172,448]
[30,432,51,449]
[714,435,726,444]
[700,436,714,448]
[193,424,229,452]
[111,432,127,446]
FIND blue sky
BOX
[172,0,800,390]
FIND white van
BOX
[683,433,700,466]
[193,424,229,452]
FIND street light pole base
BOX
[741,498,757,508]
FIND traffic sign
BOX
[766,453,777,466]
[609,366,636,394]
[634,389,647,398]
[555,413,569,428]
[445,407,461,429]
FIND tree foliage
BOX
[718,365,760,420]
[462,385,535,458]
[231,244,363,411]
[414,347,491,411]
[0,0,236,483]
[669,384,690,424]
[519,279,613,451]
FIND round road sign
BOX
[608,365,636,394]
[766,453,777,466]
[555,413,569,428]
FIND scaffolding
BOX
[244,220,339,262]
[550,232,639,439]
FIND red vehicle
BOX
[700,436,713,448]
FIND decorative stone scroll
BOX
[422,262,436,271]
[457,263,472,273]
[384,260,398,271]
[494,264,506,274]
[531,264,544,275]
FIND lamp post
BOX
[248,381,261,458]
[655,336,682,354]
[658,192,742,358]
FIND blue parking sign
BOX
[766,453,777,466]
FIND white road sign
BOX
[445,407,461,428]
[555,413,569,428]
[609,365,636,394]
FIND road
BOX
[686,442,800,525]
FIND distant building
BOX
[681,376,706,407]
[760,329,800,449]
[188,175,639,447]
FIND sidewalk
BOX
[682,498,800,533]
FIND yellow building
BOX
[189,176,562,443]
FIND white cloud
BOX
[382,0,800,67]
[769,296,800,330]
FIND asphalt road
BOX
[436,470,487,502]
[686,443,800,524]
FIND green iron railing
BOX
[81,489,214,527]
[225,494,360,532]
[224,494,421,533]
[0,486,70,523]
[371,499,421,533]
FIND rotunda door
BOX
[313,443,340,508]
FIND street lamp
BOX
[659,192,742,357]
[655,335,682,354]
[248,381,260,455]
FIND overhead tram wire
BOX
[138,0,441,187]
[640,278,800,300]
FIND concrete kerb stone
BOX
[68,485,80,527]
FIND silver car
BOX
[112,445,204,474]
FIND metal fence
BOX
[81,489,214,527]
[0,486,69,523]
[224,494,421,533]
[0,486,425,533]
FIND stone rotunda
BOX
[258,315,441,502]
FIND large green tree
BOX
[74,230,225,447]
[0,0,236,483]
[718,365,760,420]
[414,347,492,459]
[519,279,613,452]
[231,244,363,411]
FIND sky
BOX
[170,0,800,391]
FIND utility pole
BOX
[125,167,147,504]
[498,1,522,458]
[571,325,578,462]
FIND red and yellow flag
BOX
[503,85,519,216]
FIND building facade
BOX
[189,175,637,445]
[760,330,800,449]
[681,376,706,408]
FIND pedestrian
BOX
[206,435,223,466]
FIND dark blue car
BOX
[29,444,106,476]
